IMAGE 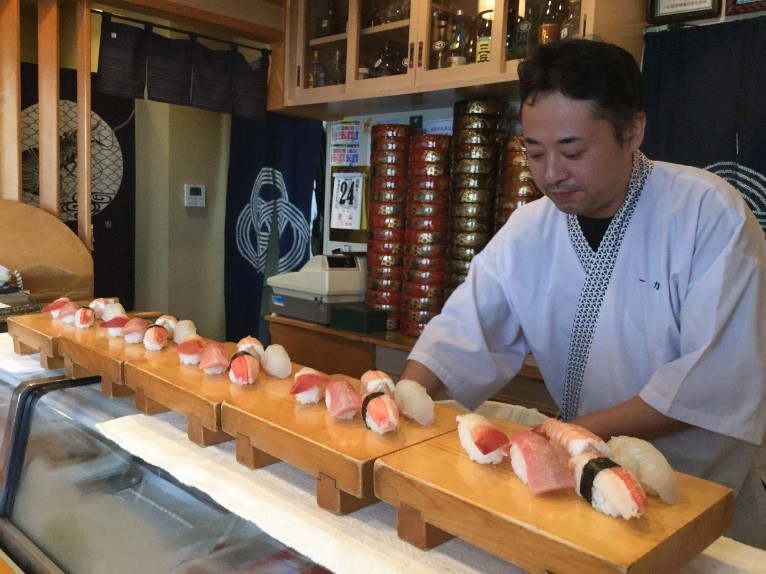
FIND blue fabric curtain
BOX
[642,16,766,228]
[94,14,147,99]
[224,113,325,342]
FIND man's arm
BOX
[572,396,690,441]
[399,359,445,398]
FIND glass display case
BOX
[0,372,328,574]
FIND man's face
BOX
[521,91,644,219]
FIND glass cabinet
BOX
[0,374,326,574]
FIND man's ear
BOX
[624,112,646,152]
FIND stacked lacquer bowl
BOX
[367,123,411,331]
[496,135,543,231]
[448,99,511,293]
[399,134,452,338]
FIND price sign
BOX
[331,171,364,230]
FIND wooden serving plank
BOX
[56,320,176,398]
[221,368,459,515]
[6,312,70,369]
[374,419,733,574]
[123,341,238,447]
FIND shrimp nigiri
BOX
[532,418,609,458]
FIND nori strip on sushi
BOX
[580,457,620,504]
[361,391,385,430]
[227,349,257,370]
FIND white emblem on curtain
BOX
[236,167,310,275]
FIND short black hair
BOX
[518,39,644,142]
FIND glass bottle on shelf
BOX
[328,49,346,85]
[307,50,327,88]
[538,0,568,44]
[475,11,492,63]
[372,41,405,77]
[560,0,582,39]
[316,0,340,38]
[504,1,521,60]
[464,14,477,64]
[448,9,467,66]
[431,17,449,69]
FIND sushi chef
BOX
[401,38,766,547]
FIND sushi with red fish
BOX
[100,315,129,337]
[456,413,508,465]
[290,367,329,404]
[143,324,169,351]
[199,342,229,375]
[43,297,70,318]
[177,336,206,365]
[325,379,361,420]
[121,317,149,344]
[74,307,95,329]
[509,430,575,495]
[58,301,82,324]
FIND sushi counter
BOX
[2,312,766,574]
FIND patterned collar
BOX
[560,151,654,420]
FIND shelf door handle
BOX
[409,42,414,69]
[417,41,423,68]
[297,65,301,88]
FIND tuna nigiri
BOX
[456,413,508,465]
[325,379,361,420]
[361,392,399,434]
[607,436,679,505]
[74,307,95,329]
[509,430,575,495]
[570,452,648,520]
[43,297,70,318]
[173,319,197,345]
[532,418,609,458]
[121,317,150,344]
[359,370,395,395]
[237,336,265,359]
[58,301,83,324]
[290,367,329,404]
[228,351,260,385]
[177,336,206,365]
[100,315,129,337]
[393,379,435,426]
[143,324,169,351]
[199,342,229,375]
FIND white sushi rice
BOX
[295,387,323,405]
[124,333,143,344]
[107,327,124,337]
[509,444,529,484]
[178,353,201,366]
[61,314,76,324]
[202,365,226,375]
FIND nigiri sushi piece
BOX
[456,413,509,465]
[532,418,609,458]
[570,452,648,520]
[177,336,206,365]
[290,367,329,404]
[74,307,95,329]
[143,324,169,351]
[262,344,291,378]
[173,319,197,344]
[100,315,129,337]
[199,342,229,375]
[393,379,435,426]
[362,392,399,434]
[607,436,679,505]
[154,315,178,337]
[237,336,265,359]
[509,431,575,495]
[121,317,150,344]
[228,351,260,385]
[43,297,70,318]
[101,302,126,322]
[88,297,115,319]
[360,370,395,395]
[325,379,362,420]
[58,301,83,324]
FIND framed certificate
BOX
[648,0,721,24]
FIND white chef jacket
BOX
[409,160,766,547]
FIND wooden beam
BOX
[96,0,283,43]
[77,0,92,249]
[0,0,22,202]
[38,0,61,217]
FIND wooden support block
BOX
[187,416,231,447]
[396,503,453,550]
[11,337,35,355]
[316,472,377,515]
[64,355,94,378]
[101,378,133,398]
[134,388,170,415]
[39,353,64,370]
[235,433,280,469]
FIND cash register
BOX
[266,253,366,324]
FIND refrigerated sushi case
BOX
[0,368,327,574]
[266,253,366,324]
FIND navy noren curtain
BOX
[224,113,325,342]
[642,16,766,229]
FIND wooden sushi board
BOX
[221,368,459,515]
[374,419,733,574]
[7,312,71,369]
[123,342,238,447]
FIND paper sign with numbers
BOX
[331,171,364,230]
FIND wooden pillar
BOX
[38,0,61,217]
[76,0,92,249]
[0,0,22,202]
